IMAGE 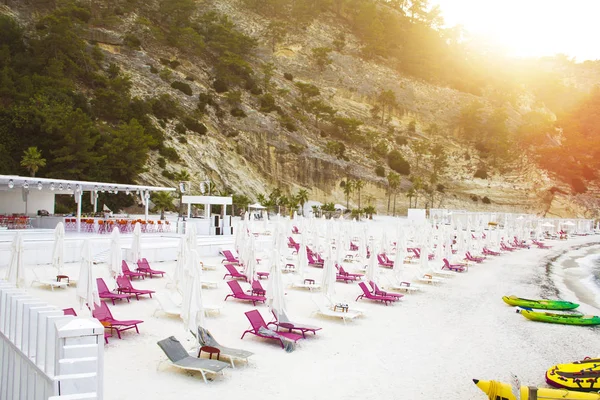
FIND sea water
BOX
[574,252,600,309]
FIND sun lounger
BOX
[136,258,165,278]
[30,268,68,291]
[368,281,404,300]
[241,309,303,350]
[153,292,182,317]
[338,265,363,280]
[383,275,421,293]
[442,258,468,272]
[157,336,229,383]
[222,264,248,281]
[465,252,485,263]
[221,250,240,265]
[122,260,145,279]
[532,240,552,249]
[483,247,501,256]
[409,265,443,284]
[311,296,362,324]
[224,280,266,305]
[377,254,394,268]
[196,326,253,368]
[356,282,397,305]
[92,301,143,339]
[96,278,131,305]
[268,309,322,338]
[249,280,266,296]
[307,252,324,268]
[291,279,321,291]
[116,275,155,300]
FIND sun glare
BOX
[433,0,600,61]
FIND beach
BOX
[14,227,599,400]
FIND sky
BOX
[432,0,600,61]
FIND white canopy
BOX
[248,203,266,209]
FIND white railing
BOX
[0,281,104,400]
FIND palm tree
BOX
[342,180,354,209]
[363,205,376,220]
[387,172,400,216]
[174,170,191,216]
[151,191,174,220]
[296,189,309,216]
[20,147,46,177]
[354,179,364,209]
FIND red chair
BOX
[241,309,302,348]
[91,301,143,339]
[224,281,265,306]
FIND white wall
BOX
[0,190,55,215]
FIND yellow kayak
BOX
[473,379,600,399]
[546,358,600,391]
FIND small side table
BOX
[334,304,349,313]
[277,322,295,333]
[256,272,270,280]
[56,275,70,284]
[304,279,315,285]
[198,345,220,360]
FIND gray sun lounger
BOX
[196,327,253,368]
[157,336,230,383]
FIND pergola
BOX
[0,175,175,232]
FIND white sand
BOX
[21,235,600,400]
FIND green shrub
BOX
[470,194,478,202]
[123,34,141,49]
[436,184,445,193]
[185,76,195,81]
[159,146,180,162]
[230,108,246,118]
[161,169,175,179]
[157,157,166,168]
[171,81,193,96]
[159,68,172,82]
[260,93,277,113]
[375,165,386,177]
[178,136,188,144]
[474,168,488,179]
[288,143,305,154]
[396,136,408,146]
[284,72,294,81]
[481,196,491,204]
[213,78,228,93]
[174,122,187,135]
[169,60,181,69]
[183,117,207,135]
[151,94,180,120]
[148,64,158,74]
[159,58,170,66]
[387,150,411,175]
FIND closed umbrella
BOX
[76,240,101,311]
[321,247,336,300]
[366,240,378,283]
[174,237,188,290]
[181,249,204,333]
[51,222,65,276]
[109,227,122,278]
[130,222,142,263]
[267,248,286,316]
[297,235,308,281]
[186,223,198,252]
[6,233,25,287]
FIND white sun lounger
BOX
[409,266,443,285]
[153,292,182,317]
[291,280,321,291]
[383,275,422,293]
[311,296,362,324]
[30,268,68,291]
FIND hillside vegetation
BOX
[1,0,600,217]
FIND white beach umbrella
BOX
[380,231,389,255]
[186,222,198,252]
[51,222,65,276]
[181,249,204,333]
[174,237,188,290]
[366,240,378,283]
[267,249,286,316]
[321,247,336,299]
[130,222,142,263]
[109,227,122,278]
[6,233,25,287]
[297,235,308,281]
[76,240,101,311]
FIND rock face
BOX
[6,0,596,218]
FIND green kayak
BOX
[521,310,600,326]
[502,295,579,310]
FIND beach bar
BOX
[0,175,175,232]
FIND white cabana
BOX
[248,202,266,210]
